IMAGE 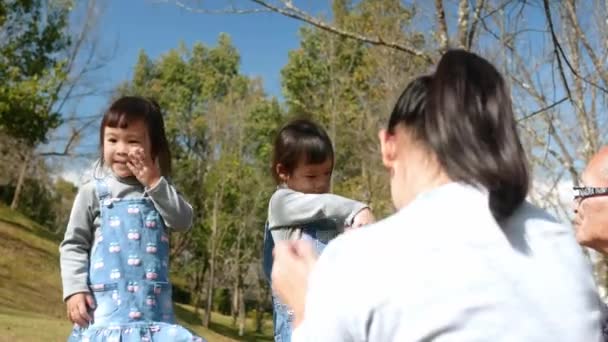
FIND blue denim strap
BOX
[94,179,112,202]
[262,222,274,284]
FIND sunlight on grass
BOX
[0,207,274,341]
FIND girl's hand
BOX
[127,147,161,188]
[352,208,375,228]
[66,292,96,327]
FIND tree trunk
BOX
[193,264,206,316]
[434,0,449,53]
[456,0,470,49]
[237,285,246,336]
[10,151,30,210]
[255,276,268,333]
[231,232,242,326]
[231,281,238,326]
[202,193,219,327]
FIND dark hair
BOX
[388,75,433,136]
[389,50,529,221]
[99,96,172,177]
[271,118,334,184]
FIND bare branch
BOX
[251,0,433,63]
[562,1,598,159]
[542,0,573,100]
[38,115,98,157]
[564,0,608,87]
[456,0,470,49]
[543,0,608,95]
[480,0,516,20]
[467,0,486,50]
[49,0,100,115]
[169,0,434,63]
[156,0,270,14]
[435,0,449,53]
[510,63,580,184]
[517,97,568,122]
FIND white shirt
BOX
[292,182,604,341]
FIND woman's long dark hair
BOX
[429,49,528,220]
[388,50,529,221]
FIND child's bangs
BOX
[104,109,145,129]
[297,136,333,165]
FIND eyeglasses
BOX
[573,186,608,200]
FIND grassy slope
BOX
[0,206,272,342]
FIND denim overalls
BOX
[68,179,204,342]
[262,219,339,342]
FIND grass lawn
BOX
[0,206,273,342]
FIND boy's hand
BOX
[352,208,375,228]
[66,292,96,327]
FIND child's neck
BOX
[110,171,141,186]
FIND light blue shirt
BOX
[293,182,604,341]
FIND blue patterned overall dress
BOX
[262,219,339,342]
[68,179,205,342]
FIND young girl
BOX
[262,118,375,341]
[59,96,204,342]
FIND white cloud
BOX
[61,170,82,185]
[53,160,98,187]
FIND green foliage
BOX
[280,0,429,216]
[213,288,232,315]
[0,176,76,232]
[0,0,72,145]
[117,35,282,321]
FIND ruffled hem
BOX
[68,321,205,342]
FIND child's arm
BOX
[346,207,375,231]
[59,184,96,301]
[268,188,369,230]
[59,183,99,327]
[146,177,193,231]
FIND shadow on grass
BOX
[174,302,204,326]
[174,304,273,342]
[0,206,62,243]
[208,321,272,342]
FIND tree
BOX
[169,0,608,294]
[118,35,283,330]
[0,0,71,146]
[280,0,428,216]
[3,0,113,211]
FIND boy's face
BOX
[278,158,333,194]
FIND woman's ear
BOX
[379,129,397,169]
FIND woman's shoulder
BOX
[504,201,567,235]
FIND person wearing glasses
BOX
[573,147,608,340]
[573,146,608,253]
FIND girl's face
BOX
[277,158,333,194]
[102,119,152,178]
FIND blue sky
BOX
[84,0,328,100]
[54,1,558,185]
[64,0,549,121]
[51,0,329,175]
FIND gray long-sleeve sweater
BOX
[59,172,193,300]
[267,187,369,242]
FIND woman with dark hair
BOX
[270,50,603,341]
